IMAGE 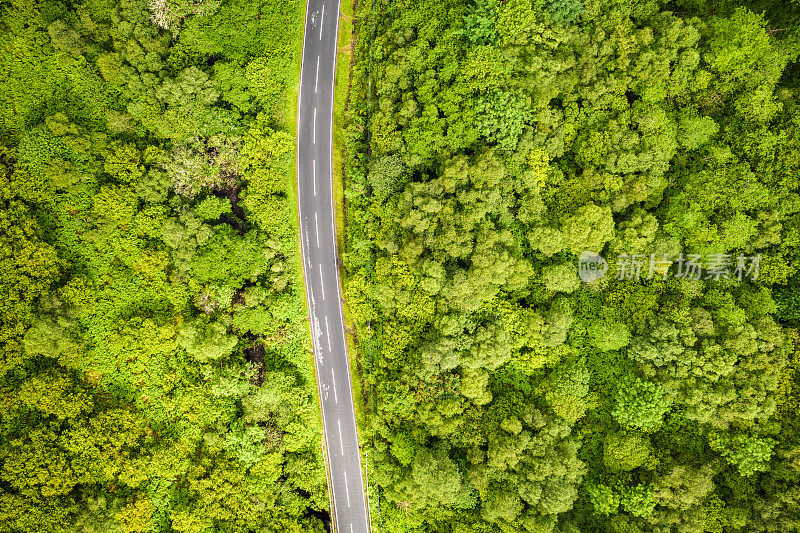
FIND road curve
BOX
[296,1,370,532]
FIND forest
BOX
[0,0,331,531]
[4,0,800,531]
[340,0,800,532]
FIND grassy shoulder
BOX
[331,0,378,525]
[331,0,362,423]
[332,0,355,243]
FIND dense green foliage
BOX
[0,0,328,531]
[342,0,800,531]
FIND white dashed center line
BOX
[320,5,325,40]
[315,56,320,93]
[344,470,351,507]
[331,367,338,403]
[315,212,320,248]
[325,315,331,351]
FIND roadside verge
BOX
[330,0,377,529]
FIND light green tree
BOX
[612,378,673,432]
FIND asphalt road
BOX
[296,1,370,532]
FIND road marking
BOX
[320,5,325,40]
[331,367,338,403]
[315,56,320,93]
[313,107,317,144]
[315,212,320,248]
[319,266,325,299]
[350,524,353,533]
[344,470,351,507]
[325,315,331,351]
[304,230,312,269]
[338,418,344,454]
[313,159,316,196]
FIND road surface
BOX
[296,1,370,532]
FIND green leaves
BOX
[704,8,773,91]
[240,125,294,235]
[194,195,232,220]
[587,482,620,516]
[620,484,655,518]
[588,481,655,518]
[460,0,499,46]
[157,67,219,108]
[411,446,472,509]
[64,408,147,485]
[475,89,531,151]
[612,377,672,432]
[541,262,581,293]
[709,432,777,477]
[0,0,322,529]
[177,319,237,363]
[1,427,79,498]
[536,0,584,25]
[0,196,61,373]
[16,371,92,421]
[587,320,631,352]
[702,7,798,123]
[103,143,143,185]
[245,57,282,113]
[560,203,615,256]
[344,0,800,531]
[224,424,268,467]
[603,431,651,472]
[677,111,719,151]
[546,358,590,422]
[163,135,241,198]
[190,226,272,287]
[368,154,410,201]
